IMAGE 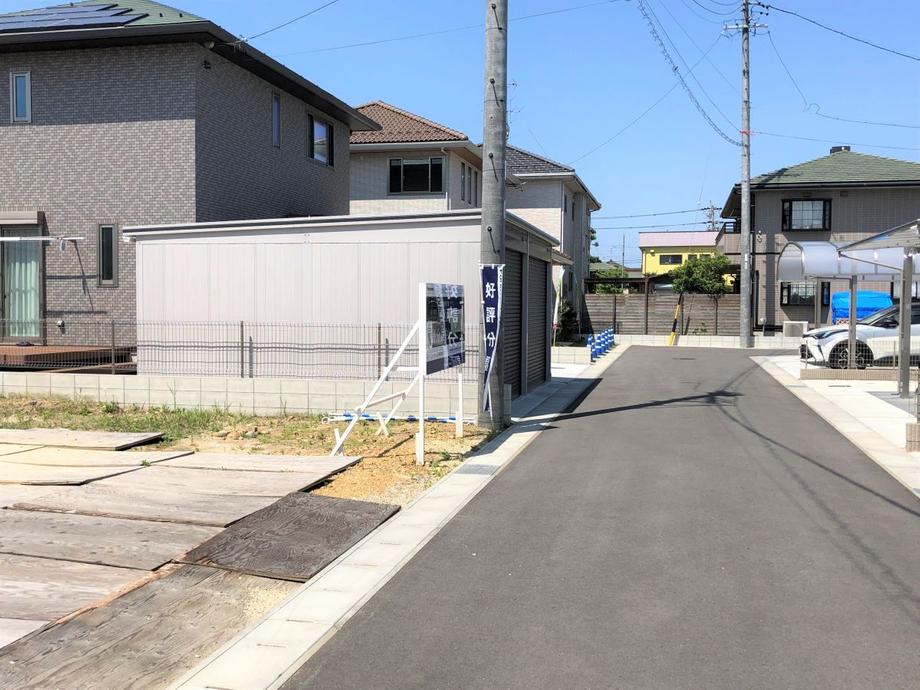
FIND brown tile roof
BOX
[350,101,468,145]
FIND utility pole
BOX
[621,236,625,268]
[738,0,754,347]
[479,0,508,428]
[706,203,717,233]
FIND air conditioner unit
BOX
[782,321,809,338]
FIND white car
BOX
[800,304,920,369]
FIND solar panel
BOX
[0,4,147,34]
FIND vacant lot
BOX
[0,395,491,505]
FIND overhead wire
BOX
[634,0,741,146]
[274,0,623,57]
[569,32,727,163]
[594,220,718,229]
[688,0,739,17]
[755,2,920,63]
[596,208,707,219]
[753,131,920,153]
[766,30,920,130]
[244,0,343,43]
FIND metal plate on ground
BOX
[181,493,399,581]
[0,447,191,468]
[0,511,221,570]
[0,619,45,650]
[0,553,146,621]
[0,429,163,451]
[157,452,359,475]
[0,565,299,690]
[0,463,140,485]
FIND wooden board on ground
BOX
[0,447,191,468]
[182,493,399,581]
[13,483,286,527]
[0,511,221,570]
[129,464,349,497]
[158,452,359,474]
[0,619,46,650]
[0,429,163,451]
[0,553,146,620]
[0,462,140,486]
[0,565,298,690]
[0,445,38,457]
[0,485,50,508]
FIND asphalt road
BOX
[285,347,920,689]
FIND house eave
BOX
[0,21,379,132]
[721,179,920,218]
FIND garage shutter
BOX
[527,257,548,390]
[503,250,523,397]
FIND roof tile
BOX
[506,145,574,175]
[350,101,468,144]
[752,150,920,187]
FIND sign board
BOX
[480,264,503,412]
[424,283,465,375]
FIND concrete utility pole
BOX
[739,0,754,348]
[479,0,508,427]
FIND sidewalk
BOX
[169,346,629,690]
[755,354,920,500]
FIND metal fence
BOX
[0,320,481,381]
[800,334,919,370]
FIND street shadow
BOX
[554,389,742,423]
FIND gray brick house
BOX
[0,0,376,337]
[719,147,920,328]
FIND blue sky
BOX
[9,0,920,265]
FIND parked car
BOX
[800,303,920,369]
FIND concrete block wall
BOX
[551,346,592,365]
[0,372,478,419]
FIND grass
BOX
[0,394,494,505]
[0,395,262,445]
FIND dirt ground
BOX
[0,395,492,506]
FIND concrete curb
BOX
[753,356,920,502]
[168,346,629,690]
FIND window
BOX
[271,93,281,147]
[466,165,472,204]
[564,194,568,214]
[688,254,699,261]
[571,197,576,221]
[97,225,117,286]
[780,281,816,306]
[10,72,30,123]
[659,254,682,265]
[308,116,333,165]
[460,163,466,201]
[473,170,479,206]
[782,199,831,231]
[389,157,444,193]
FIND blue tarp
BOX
[831,290,892,323]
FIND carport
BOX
[777,218,920,397]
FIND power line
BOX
[635,0,741,146]
[594,221,717,229]
[644,0,738,130]
[595,207,705,219]
[246,0,343,43]
[570,33,727,163]
[688,0,739,17]
[274,0,622,57]
[754,130,920,153]
[766,31,920,130]
[755,2,920,63]
[655,0,738,93]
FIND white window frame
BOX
[10,71,31,124]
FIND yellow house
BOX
[638,231,721,276]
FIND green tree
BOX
[594,264,628,294]
[669,253,730,296]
